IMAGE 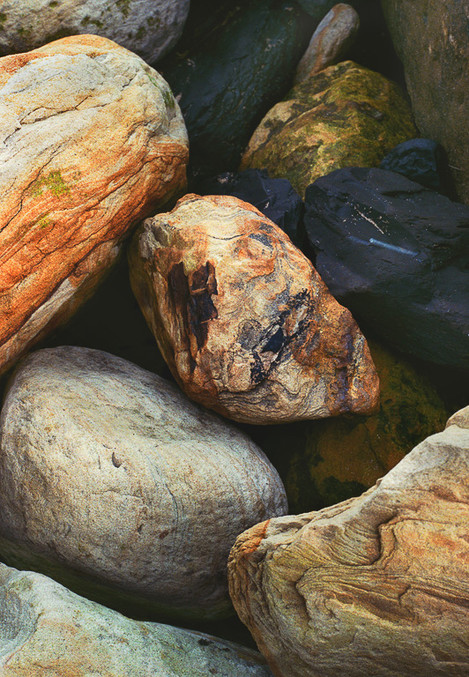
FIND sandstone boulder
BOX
[0,35,188,376]
[240,60,416,197]
[0,347,287,620]
[0,0,190,64]
[0,564,273,676]
[129,193,379,424]
[228,409,469,677]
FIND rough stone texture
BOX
[294,4,360,84]
[199,169,304,245]
[0,35,188,376]
[381,0,469,205]
[0,564,273,676]
[228,410,469,677]
[380,138,446,191]
[129,193,379,425]
[0,0,190,64]
[303,167,469,370]
[0,347,287,621]
[159,0,316,177]
[240,60,417,197]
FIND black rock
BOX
[303,167,469,370]
[199,169,304,244]
[380,138,446,191]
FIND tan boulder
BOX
[0,35,188,375]
[228,409,469,676]
[129,193,379,424]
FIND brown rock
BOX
[129,193,379,424]
[228,409,469,676]
[0,35,188,375]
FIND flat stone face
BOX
[240,60,416,197]
[228,410,469,677]
[0,347,287,620]
[0,35,188,376]
[303,167,469,369]
[129,193,379,424]
[0,0,190,64]
[0,564,273,676]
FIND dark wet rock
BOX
[303,167,469,369]
[380,138,446,191]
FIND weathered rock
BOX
[0,35,188,376]
[241,60,417,197]
[228,409,469,677]
[0,0,190,64]
[0,564,273,676]
[129,193,379,425]
[380,138,446,191]
[159,0,316,177]
[294,4,360,83]
[0,347,287,620]
[199,169,304,245]
[303,167,469,369]
[381,0,469,205]
[252,339,448,513]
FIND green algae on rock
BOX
[241,60,417,197]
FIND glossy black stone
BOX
[380,138,446,191]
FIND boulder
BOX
[0,35,188,376]
[0,0,190,64]
[129,193,379,424]
[159,0,316,177]
[0,564,273,676]
[0,347,287,620]
[303,167,469,369]
[294,4,360,84]
[381,0,469,205]
[241,60,417,197]
[228,408,469,677]
[380,138,446,191]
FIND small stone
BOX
[129,193,379,425]
[380,138,446,191]
[294,4,360,84]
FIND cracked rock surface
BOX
[0,34,188,376]
[228,407,469,677]
[0,563,273,676]
[129,193,379,424]
[0,346,287,620]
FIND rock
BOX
[380,138,446,191]
[0,35,188,376]
[129,193,379,425]
[0,0,190,64]
[296,0,337,23]
[0,347,287,620]
[159,0,316,177]
[294,4,360,84]
[381,0,469,205]
[252,339,448,513]
[198,169,304,245]
[303,167,469,370]
[240,60,417,197]
[0,564,273,676]
[228,409,469,677]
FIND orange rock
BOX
[0,35,188,374]
[129,193,379,424]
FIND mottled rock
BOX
[303,167,469,369]
[381,0,469,205]
[380,138,446,191]
[0,0,190,64]
[129,193,379,425]
[294,4,360,83]
[228,410,469,677]
[199,169,304,245]
[0,564,273,676]
[0,347,287,620]
[241,60,417,197]
[159,0,315,177]
[0,35,188,376]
